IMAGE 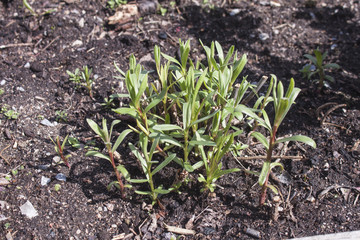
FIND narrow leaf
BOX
[152,153,176,175]
[86,151,110,161]
[275,135,316,148]
[251,132,269,150]
[112,129,133,153]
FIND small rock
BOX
[40,119,54,127]
[53,156,61,163]
[0,79,6,85]
[30,63,42,73]
[245,228,261,239]
[158,32,167,40]
[20,200,38,219]
[16,87,25,92]
[0,200,9,209]
[105,203,114,211]
[72,40,83,47]
[229,8,241,16]
[38,164,50,170]
[259,33,269,41]
[0,214,8,221]
[333,151,341,159]
[41,176,51,186]
[24,62,31,68]
[0,178,10,186]
[78,18,85,28]
[138,0,158,15]
[76,229,81,234]
[331,44,338,50]
[55,173,66,182]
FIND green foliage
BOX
[300,49,340,92]
[86,119,132,198]
[107,0,127,9]
[0,88,4,95]
[250,76,316,205]
[54,184,61,192]
[67,66,94,98]
[50,135,71,168]
[1,105,19,120]
[55,110,68,122]
[86,39,315,206]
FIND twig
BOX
[321,104,347,125]
[0,144,11,164]
[0,43,34,49]
[322,122,347,130]
[39,36,60,53]
[236,155,303,160]
[315,102,338,119]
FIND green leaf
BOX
[86,119,103,138]
[270,162,284,171]
[162,53,181,66]
[152,153,176,175]
[61,134,69,150]
[154,188,171,194]
[152,124,182,131]
[275,135,316,148]
[189,140,216,146]
[86,151,110,161]
[112,107,137,118]
[304,54,317,65]
[251,132,269,150]
[325,75,335,83]
[192,161,204,170]
[258,161,270,186]
[267,184,279,194]
[149,132,182,147]
[190,110,219,128]
[324,63,340,69]
[129,179,148,183]
[112,129,133,153]
[144,89,166,114]
[135,190,152,195]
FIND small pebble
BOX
[259,33,269,41]
[30,63,42,73]
[53,156,61,163]
[55,173,66,182]
[245,228,261,239]
[72,40,83,47]
[40,119,54,127]
[38,164,50,170]
[41,176,51,186]
[331,44,338,50]
[16,87,25,92]
[229,8,241,16]
[0,79,6,85]
[20,200,38,219]
[78,18,85,28]
[24,62,30,68]
[158,32,167,40]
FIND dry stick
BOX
[237,155,303,160]
[0,144,11,164]
[315,102,338,119]
[0,43,34,49]
[320,104,347,125]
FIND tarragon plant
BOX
[249,76,316,205]
[67,66,94,99]
[300,49,340,92]
[50,135,71,168]
[86,119,132,198]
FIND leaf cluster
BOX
[66,66,94,98]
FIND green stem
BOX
[108,147,125,198]
[259,126,277,205]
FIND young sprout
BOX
[86,119,132,198]
[50,135,71,168]
[301,49,340,92]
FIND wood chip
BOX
[164,223,196,235]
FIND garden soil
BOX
[0,0,359,239]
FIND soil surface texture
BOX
[0,0,360,239]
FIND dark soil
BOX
[1,0,360,239]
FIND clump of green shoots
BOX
[50,135,71,168]
[250,75,316,205]
[107,0,127,9]
[300,48,340,92]
[1,105,19,120]
[86,119,132,198]
[55,110,68,122]
[86,39,315,207]
[67,66,94,99]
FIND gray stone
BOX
[20,200,38,219]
